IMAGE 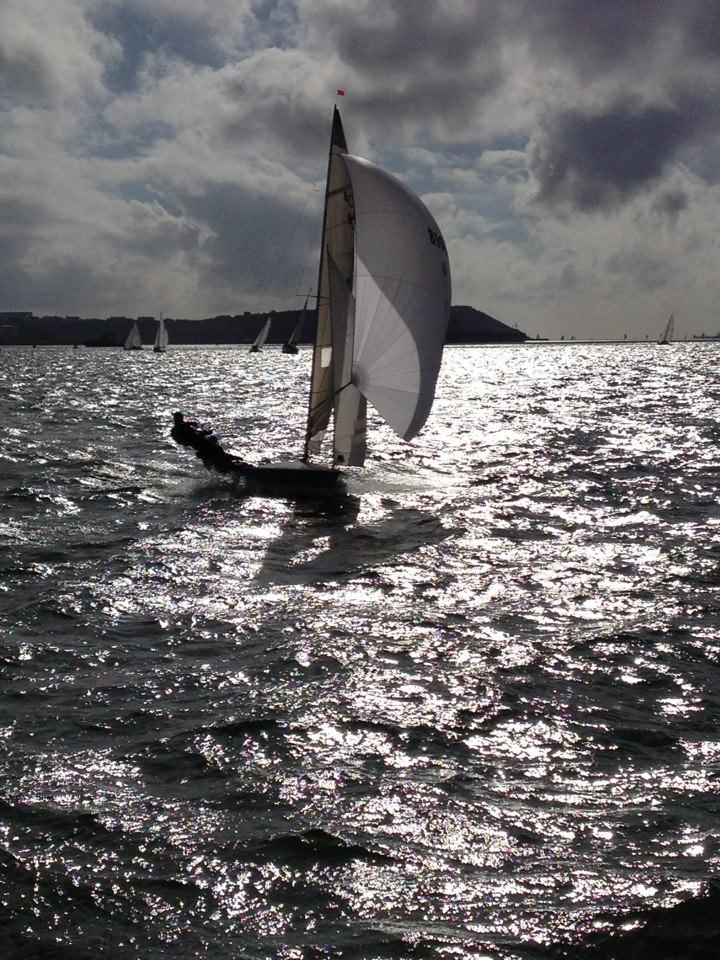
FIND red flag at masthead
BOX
[337,89,345,96]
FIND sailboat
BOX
[659,314,674,344]
[282,294,310,354]
[249,317,271,353]
[154,313,169,353]
[173,106,451,493]
[123,320,142,351]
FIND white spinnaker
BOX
[342,154,451,441]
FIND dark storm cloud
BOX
[302,0,503,131]
[224,77,328,162]
[355,69,501,131]
[295,0,720,213]
[515,0,671,77]
[0,196,52,228]
[103,205,201,258]
[606,248,669,291]
[318,0,500,75]
[681,2,720,58]
[530,92,718,212]
[0,251,121,313]
[518,1,720,214]
[178,180,318,301]
[652,188,688,226]
[4,0,720,327]
[87,5,222,91]
[0,41,53,106]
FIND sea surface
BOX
[0,343,719,960]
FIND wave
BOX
[554,881,720,959]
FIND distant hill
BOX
[446,305,526,343]
[0,305,527,345]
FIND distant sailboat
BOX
[154,314,169,353]
[282,295,310,354]
[124,321,142,351]
[173,105,451,492]
[659,314,674,344]
[249,317,271,353]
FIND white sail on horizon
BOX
[124,321,142,351]
[660,314,675,343]
[250,317,271,352]
[154,316,169,352]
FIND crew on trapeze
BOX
[171,412,247,475]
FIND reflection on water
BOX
[257,497,450,584]
[0,343,719,959]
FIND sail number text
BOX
[427,228,447,254]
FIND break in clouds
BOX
[1,0,720,338]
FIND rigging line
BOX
[307,379,354,417]
[255,182,320,315]
[292,214,319,300]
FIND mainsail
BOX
[153,316,169,353]
[250,318,271,352]
[124,321,142,351]
[660,314,674,344]
[304,107,363,461]
[303,108,451,466]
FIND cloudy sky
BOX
[1,0,719,338]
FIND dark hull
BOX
[235,462,342,495]
[171,416,342,496]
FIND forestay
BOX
[342,154,451,441]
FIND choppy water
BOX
[1,343,719,960]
